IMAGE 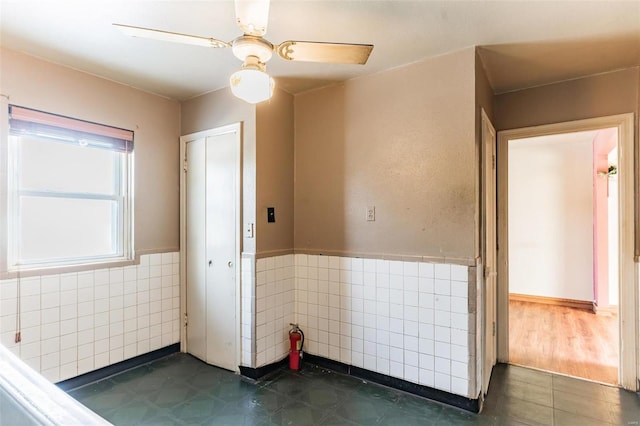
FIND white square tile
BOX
[389,274,402,291]
[377,358,390,375]
[363,259,376,273]
[351,258,364,272]
[419,308,434,325]
[363,340,376,356]
[451,344,469,362]
[376,288,389,302]
[317,255,329,268]
[451,360,469,379]
[450,313,468,331]
[328,256,340,270]
[418,263,434,278]
[375,274,390,289]
[389,360,403,378]
[435,356,451,374]
[451,265,467,282]
[451,280,468,298]
[417,323,434,344]
[419,368,434,387]
[389,318,403,333]
[21,277,41,297]
[351,351,364,367]
[419,277,435,294]
[419,293,434,309]
[419,338,434,355]
[376,330,389,345]
[389,261,403,276]
[404,335,419,352]
[404,276,418,293]
[363,326,376,342]
[419,353,434,370]
[404,291,418,307]
[451,376,468,396]
[435,326,451,343]
[434,264,451,280]
[434,279,451,296]
[389,332,403,348]
[351,337,364,353]
[376,259,389,274]
[41,276,60,294]
[404,364,419,383]
[404,320,419,337]
[434,307,451,326]
[435,342,451,359]
[389,301,403,317]
[451,296,467,314]
[435,372,451,392]
[451,329,467,347]
[433,295,451,312]
[376,344,390,360]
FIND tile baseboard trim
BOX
[239,356,288,380]
[291,249,476,266]
[56,343,180,392]
[303,353,480,413]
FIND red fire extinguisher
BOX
[289,323,304,370]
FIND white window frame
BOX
[5,105,134,272]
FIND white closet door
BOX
[204,132,238,371]
[185,129,239,372]
[186,138,206,361]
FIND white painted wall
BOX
[508,133,595,301]
[608,147,619,306]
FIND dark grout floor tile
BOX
[483,394,553,426]
[553,388,617,424]
[66,353,639,426]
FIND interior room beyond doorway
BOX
[506,128,620,385]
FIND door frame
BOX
[496,113,637,390]
[179,123,243,371]
[480,109,498,395]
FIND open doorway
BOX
[506,129,619,384]
[496,113,638,391]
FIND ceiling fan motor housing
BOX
[232,35,273,63]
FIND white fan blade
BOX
[235,0,270,37]
[113,24,229,48]
[277,41,373,65]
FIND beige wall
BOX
[294,48,477,260]
[494,67,639,131]
[0,48,180,269]
[180,88,257,254]
[494,66,640,260]
[256,89,294,254]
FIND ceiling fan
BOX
[114,0,374,104]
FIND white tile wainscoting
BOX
[0,252,180,383]
[250,253,475,399]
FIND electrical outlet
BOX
[366,206,375,221]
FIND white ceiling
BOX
[1,0,639,101]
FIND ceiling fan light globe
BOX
[229,68,274,104]
[235,0,270,36]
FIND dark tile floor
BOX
[67,353,640,425]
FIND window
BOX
[7,105,133,270]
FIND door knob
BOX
[208,260,212,267]
[228,261,233,268]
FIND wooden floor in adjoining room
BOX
[509,300,619,385]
